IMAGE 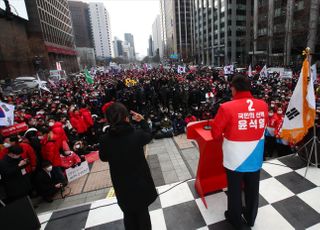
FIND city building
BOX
[252,0,320,66]
[113,37,124,58]
[124,33,136,59]
[193,0,253,66]
[25,0,79,73]
[0,2,33,79]
[148,35,154,57]
[160,0,193,61]
[69,1,96,68]
[122,41,135,60]
[152,15,163,58]
[88,2,112,60]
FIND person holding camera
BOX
[99,102,157,230]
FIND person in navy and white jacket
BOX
[211,75,268,230]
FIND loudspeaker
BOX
[0,196,40,230]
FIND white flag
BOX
[311,64,317,83]
[280,58,315,143]
[177,65,186,74]
[35,74,51,93]
[260,65,268,78]
[0,101,15,127]
[248,64,253,77]
[224,65,234,75]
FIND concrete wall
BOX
[0,16,33,79]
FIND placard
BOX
[65,161,90,182]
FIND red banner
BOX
[0,122,29,137]
[45,44,77,56]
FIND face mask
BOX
[75,144,80,149]
[46,166,53,172]
[277,111,283,115]
[164,118,168,121]
[3,143,11,148]
[38,136,43,140]
[10,154,20,159]
[49,122,54,127]
[268,112,274,117]
[65,151,72,156]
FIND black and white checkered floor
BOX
[39,155,320,230]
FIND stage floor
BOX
[38,154,320,230]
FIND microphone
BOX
[203,98,224,130]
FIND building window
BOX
[295,1,304,11]
[258,27,267,36]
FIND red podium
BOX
[187,120,227,208]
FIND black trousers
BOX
[123,208,151,230]
[264,136,276,158]
[225,168,260,227]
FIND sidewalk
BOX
[34,134,198,213]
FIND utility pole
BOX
[267,0,274,66]
[284,0,294,66]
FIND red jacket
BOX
[51,122,68,150]
[80,108,94,128]
[0,142,37,173]
[0,147,6,160]
[40,134,62,167]
[20,142,37,173]
[69,112,88,134]
[266,113,280,137]
[101,101,114,114]
[60,152,81,169]
[211,91,268,172]
[274,114,284,137]
[185,115,197,124]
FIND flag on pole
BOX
[224,65,234,75]
[311,64,317,83]
[56,62,62,71]
[259,65,268,78]
[0,101,15,127]
[35,74,50,92]
[248,64,253,77]
[177,65,186,74]
[84,68,94,84]
[280,51,315,143]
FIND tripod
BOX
[295,126,319,177]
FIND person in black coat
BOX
[34,160,63,202]
[99,102,157,230]
[0,145,31,203]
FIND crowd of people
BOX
[0,65,319,204]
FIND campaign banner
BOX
[0,122,28,137]
[65,161,90,182]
